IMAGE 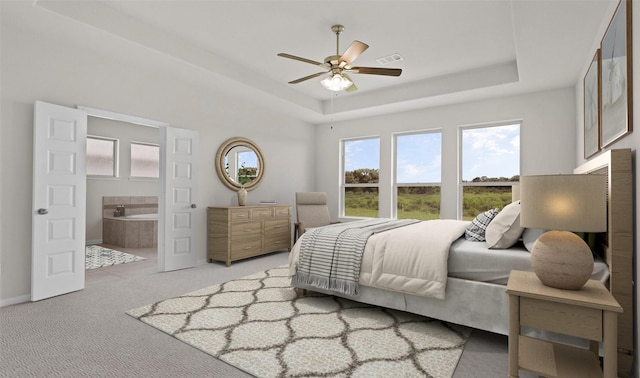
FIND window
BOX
[460,123,520,220]
[395,131,442,220]
[224,147,259,186]
[236,150,258,186]
[86,136,118,177]
[130,142,159,178]
[342,138,380,217]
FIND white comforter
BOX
[289,219,470,299]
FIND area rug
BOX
[85,245,146,270]
[127,266,470,378]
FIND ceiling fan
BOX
[277,24,402,92]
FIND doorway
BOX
[85,115,160,278]
[32,101,200,301]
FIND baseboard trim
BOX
[0,294,30,308]
[86,239,103,245]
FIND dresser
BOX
[207,205,291,266]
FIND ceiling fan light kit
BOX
[321,72,353,91]
[278,24,402,92]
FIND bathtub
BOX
[126,213,158,220]
[103,213,158,248]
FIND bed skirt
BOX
[294,276,510,335]
[294,276,598,351]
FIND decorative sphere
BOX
[530,230,594,290]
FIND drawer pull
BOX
[244,246,253,250]
[244,229,254,232]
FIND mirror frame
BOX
[215,137,265,191]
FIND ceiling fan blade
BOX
[349,67,402,76]
[342,73,358,93]
[339,40,369,65]
[288,72,327,84]
[277,53,328,67]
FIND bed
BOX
[289,148,633,377]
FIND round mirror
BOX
[215,137,265,191]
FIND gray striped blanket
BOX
[291,219,420,295]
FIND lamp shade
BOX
[520,174,606,232]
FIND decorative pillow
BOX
[486,201,525,249]
[522,228,547,252]
[465,208,499,241]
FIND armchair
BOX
[294,192,333,242]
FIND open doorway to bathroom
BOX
[85,116,161,279]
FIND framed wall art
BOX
[584,50,600,158]
[600,0,633,148]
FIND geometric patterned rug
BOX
[85,245,146,270]
[127,266,470,378]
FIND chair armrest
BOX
[293,222,306,243]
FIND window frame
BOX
[86,135,119,179]
[392,129,443,220]
[458,121,521,219]
[340,136,381,219]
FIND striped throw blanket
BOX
[291,219,420,295]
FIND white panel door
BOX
[159,127,199,271]
[32,101,87,301]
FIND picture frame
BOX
[600,0,633,148]
[584,50,600,158]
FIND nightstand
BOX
[506,270,622,378]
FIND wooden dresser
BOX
[207,204,291,266]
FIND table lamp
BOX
[520,174,606,290]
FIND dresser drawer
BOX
[264,219,289,236]
[230,221,262,239]
[231,239,263,259]
[251,207,273,220]
[230,209,251,223]
[264,235,290,252]
[274,206,290,218]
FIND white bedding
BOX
[290,219,611,300]
[290,219,470,300]
[448,238,610,285]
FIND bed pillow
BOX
[486,201,525,249]
[522,228,547,252]
[464,208,499,242]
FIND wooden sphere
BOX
[530,230,594,290]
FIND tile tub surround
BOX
[103,196,158,218]
[103,196,158,248]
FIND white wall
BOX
[86,119,160,243]
[314,87,577,221]
[575,2,639,376]
[0,5,315,303]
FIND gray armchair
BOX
[294,192,333,242]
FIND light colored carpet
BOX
[85,245,146,270]
[128,266,470,378]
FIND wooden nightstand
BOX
[506,270,622,378]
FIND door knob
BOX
[191,204,197,208]
[37,208,48,215]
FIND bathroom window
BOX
[87,136,118,177]
[130,142,159,179]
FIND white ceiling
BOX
[31,0,617,123]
